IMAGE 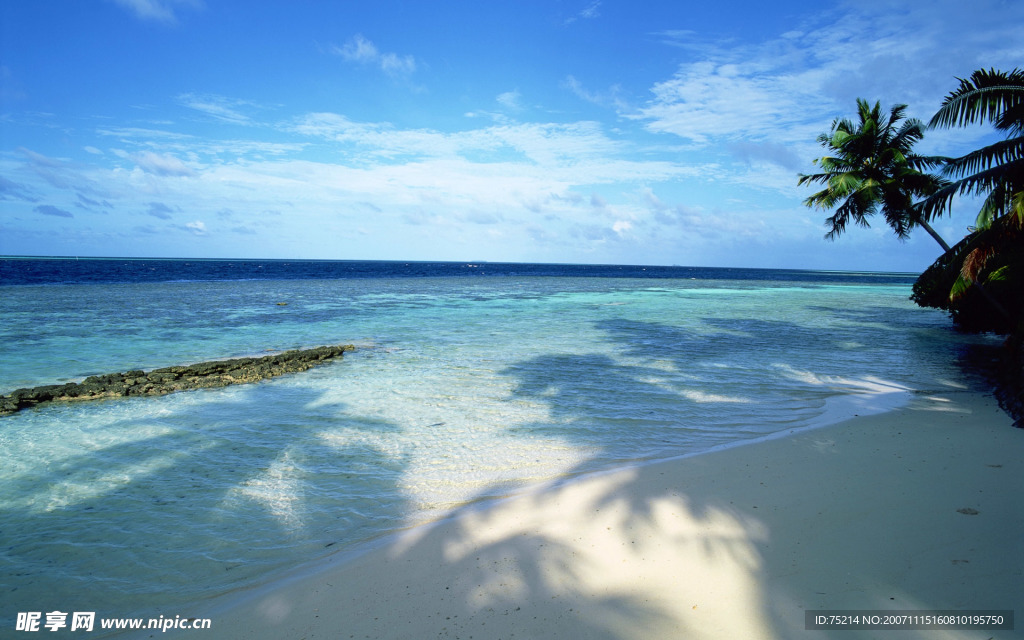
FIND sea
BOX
[0,257,988,631]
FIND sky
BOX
[1,0,1022,271]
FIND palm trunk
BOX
[918,219,951,252]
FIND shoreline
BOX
[148,381,1022,639]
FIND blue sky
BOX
[1,0,1021,270]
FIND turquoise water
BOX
[0,274,974,626]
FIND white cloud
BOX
[635,0,1024,160]
[185,220,207,235]
[565,1,601,24]
[9,99,726,263]
[496,90,523,111]
[112,0,202,24]
[286,112,663,173]
[177,93,253,125]
[333,35,417,77]
[563,75,630,111]
[97,126,194,141]
[379,52,417,76]
[579,1,601,19]
[564,75,600,105]
[132,151,195,177]
[636,59,829,147]
[337,34,378,62]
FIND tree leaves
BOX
[798,99,948,244]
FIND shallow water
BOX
[0,271,976,625]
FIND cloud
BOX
[636,59,828,147]
[565,1,601,24]
[35,205,74,218]
[563,75,629,111]
[185,220,207,235]
[634,0,1024,160]
[564,75,600,105]
[579,1,601,19]
[98,126,194,141]
[52,110,703,259]
[461,210,505,225]
[497,90,523,111]
[147,202,175,219]
[288,112,658,173]
[0,176,38,202]
[17,147,110,197]
[111,0,202,24]
[728,141,803,171]
[76,194,113,211]
[333,35,417,77]
[132,151,196,176]
[177,93,253,125]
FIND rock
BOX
[0,344,355,416]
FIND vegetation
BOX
[801,68,1023,337]
[912,69,1024,336]
[797,98,951,251]
[801,68,1024,426]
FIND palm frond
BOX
[941,136,1024,179]
[949,274,973,301]
[801,97,950,248]
[929,68,1024,131]
[919,158,1024,220]
[961,244,997,285]
[1012,191,1024,224]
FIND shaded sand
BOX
[160,384,1021,639]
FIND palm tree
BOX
[799,98,951,250]
[921,68,1024,227]
[917,69,1024,312]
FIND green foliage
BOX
[920,68,1024,226]
[909,68,1024,335]
[911,218,1024,334]
[799,99,950,243]
[799,70,1024,335]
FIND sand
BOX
[155,381,1022,639]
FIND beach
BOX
[180,381,1022,640]
[3,261,1019,638]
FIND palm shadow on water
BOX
[0,372,410,631]
[231,311,1020,640]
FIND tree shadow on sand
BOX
[221,313,1021,639]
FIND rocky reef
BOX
[0,344,355,416]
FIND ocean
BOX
[0,258,983,629]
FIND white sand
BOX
[160,384,1022,639]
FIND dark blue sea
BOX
[0,256,918,286]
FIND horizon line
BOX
[0,255,921,277]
